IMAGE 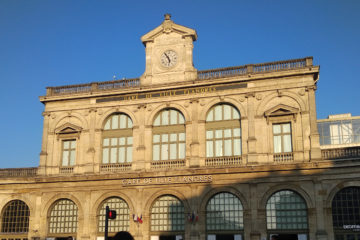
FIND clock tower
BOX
[140,14,198,85]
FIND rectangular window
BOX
[273,123,292,153]
[152,132,185,160]
[102,136,133,164]
[62,140,76,166]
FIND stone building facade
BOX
[1,14,360,240]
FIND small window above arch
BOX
[206,104,240,122]
[104,114,133,130]
[154,109,185,126]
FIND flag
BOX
[195,212,198,221]
[191,211,195,222]
[133,214,137,222]
[138,214,143,224]
[188,212,192,222]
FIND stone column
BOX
[249,183,261,240]
[85,108,97,174]
[190,99,200,167]
[306,86,322,160]
[246,93,258,164]
[136,105,146,170]
[38,111,51,175]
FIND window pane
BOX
[119,137,126,145]
[63,141,70,149]
[224,129,232,138]
[102,148,109,164]
[170,144,177,159]
[283,135,292,152]
[206,141,213,157]
[162,111,169,125]
[234,139,241,155]
[224,105,231,120]
[104,119,111,130]
[170,110,177,124]
[273,125,281,134]
[233,108,240,119]
[233,128,241,137]
[215,140,223,157]
[110,148,117,163]
[103,138,109,147]
[62,151,69,166]
[127,147,132,162]
[153,135,160,143]
[111,138,117,146]
[170,133,177,142]
[179,113,185,124]
[162,134,169,143]
[274,136,282,153]
[119,115,126,129]
[161,144,169,160]
[69,150,75,165]
[215,130,222,138]
[283,123,291,133]
[112,115,119,129]
[118,147,125,163]
[323,122,331,136]
[206,109,214,121]
[215,106,222,121]
[127,137,133,145]
[179,143,185,159]
[153,145,160,161]
[70,140,76,148]
[224,139,232,156]
[206,130,213,139]
[128,118,133,128]
[179,133,185,141]
[154,116,160,126]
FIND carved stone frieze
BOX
[86,148,95,154]
[184,101,190,108]
[83,110,89,116]
[98,109,103,115]
[298,89,305,96]
[147,105,153,111]
[200,100,206,106]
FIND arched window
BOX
[150,195,185,232]
[206,192,244,230]
[153,109,186,161]
[206,104,241,158]
[49,199,78,234]
[98,197,130,233]
[332,187,360,240]
[1,200,30,233]
[266,190,308,230]
[102,113,133,164]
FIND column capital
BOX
[245,92,256,98]
[42,111,51,116]
[306,85,317,91]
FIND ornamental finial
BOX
[164,13,171,21]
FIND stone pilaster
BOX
[136,105,146,170]
[313,180,328,240]
[190,99,200,167]
[85,108,97,174]
[184,36,197,81]
[38,111,51,175]
[141,41,153,85]
[306,86,322,160]
[246,93,258,164]
[249,183,261,240]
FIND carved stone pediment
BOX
[54,123,83,140]
[264,104,299,124]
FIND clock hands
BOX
[164,53,171,64]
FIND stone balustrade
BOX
[0,167,37,178]
[44,57,312,96]
[321,147,360,160]
[205,156,242,166]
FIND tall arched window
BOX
[206,192,244,231]
[332,187,360,240]
[206,104,241,158]
[1,200,30,233]
[49,199,78,234]
[102,113,133,164]
[98,197,130,233]
[153,109,186,162]
[266,190,308,230]
[150,195,185,233]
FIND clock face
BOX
[160,50,178,68]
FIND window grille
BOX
[98,197,130,232]
[1,200,30,233]
[49,199,78,233]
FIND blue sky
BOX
[1,0,359,168]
